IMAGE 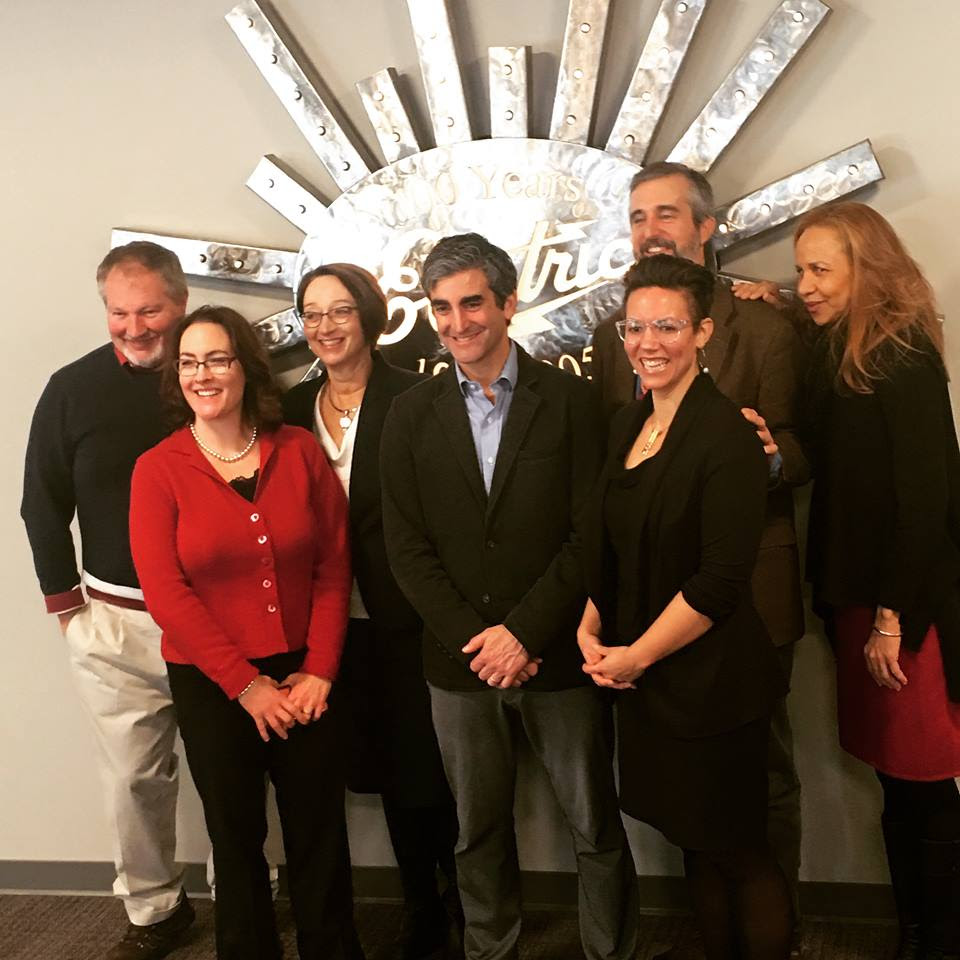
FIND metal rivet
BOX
[429,31,437,40]
[707,127,717,137]
[317,125,326,136]
[505,109,514,120]
[677,1,688,11]
[297,205,306,215]
[847,164,859,175]
[718,223,729,234]
[199,254,207,264]
[580,22,591,33]
[274,263,285,272]
[373,90,384,102]
[504,64,513,76]
[640,90,652,103]
[245,17,254,27]
[573,68,584,80]
[233,259,245,270]
[446,117,455,127]
[760,203,772,215]
[792,10,804,22]
[270,54,278,64]
[266,178,275,189]
[565,114,576,125]
[283,324,293,334]
[342,161,351,171]
[803,184,814,195]
[734,89,746,101]
[764,49,775,62]
[624,134,635,146]
[293,89,303,101]
[392,131,401,142]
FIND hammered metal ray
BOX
[713,140,883,253]
[111,229,298,289]
[406,0,472,145]
[357,67,421,164]
[225,0,370,191]
[605,0,708,164]
[489,47,529,138]
[252,307,303,352]
[245,155,326,234]
[549,0,613,144]
[666,0,830,173]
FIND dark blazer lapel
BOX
[486,351,542,517]
[349,355,389,535]
[432,368,488,509]
[703,283,737,385]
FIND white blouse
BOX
[314,390,369,620]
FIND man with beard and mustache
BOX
[21,242,195,960]
[591,162,809,957]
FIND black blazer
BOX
[806,339,960,699]
[380,344,604,692]
[282,352,425,638]
[582,373,787,738]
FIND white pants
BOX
[64,599,183,925]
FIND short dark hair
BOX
[161,305,283,431]
[295,262,387,348]
[622,254,715,326]
[96,241,188,303]
[629,161,715,227]
[421,233,517,308]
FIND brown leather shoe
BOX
[105,895,195,960]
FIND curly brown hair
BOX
[794,202,943,393]
[160,305,283,431]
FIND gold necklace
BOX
[637,423,662,460]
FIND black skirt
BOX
[617,694,770,851]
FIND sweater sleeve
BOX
[129,454,258,698]
[876,353,951,612]
[681,425,768,622]
[20,375,86,613]
[300,441,351,681]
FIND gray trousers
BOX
[429,683,639,960]
[768,643,802,918]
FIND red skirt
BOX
[835,606,960,780]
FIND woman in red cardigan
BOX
[130,305,362,960]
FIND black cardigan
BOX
[581,372,787,738]
[282,351,425,636]
[805,336,960,700]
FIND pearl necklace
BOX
[190,422,258,463]
[323,383,361,430]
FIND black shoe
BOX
[891,922,923,960]
[920,839,960,958]
[106,895,195,960]
[395,899,449,960]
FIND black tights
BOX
[878,771,960,841]
[682,844,793,960]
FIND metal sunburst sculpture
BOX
[113,0,881,378]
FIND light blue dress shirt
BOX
[455,342,519,493]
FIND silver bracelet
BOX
[871,626,902,638]
[238,676,259,699]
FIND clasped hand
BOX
[581,640,645,690]
[238,672,332,742]
[463,624,540,688]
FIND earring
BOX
[698,348,709,374]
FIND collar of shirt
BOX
[454,340,519,400]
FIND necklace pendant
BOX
[339,414,352,430]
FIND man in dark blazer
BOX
[381,234,638,960]
[591,161,809,939]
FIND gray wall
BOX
[3,0,957,886]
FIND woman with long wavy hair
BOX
[796,202,960,960]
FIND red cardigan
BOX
[130,424,350,699]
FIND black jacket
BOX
[805,337,960,700]
[380,344,603,691]
[282,352,425,636]
[581,373,787,738]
